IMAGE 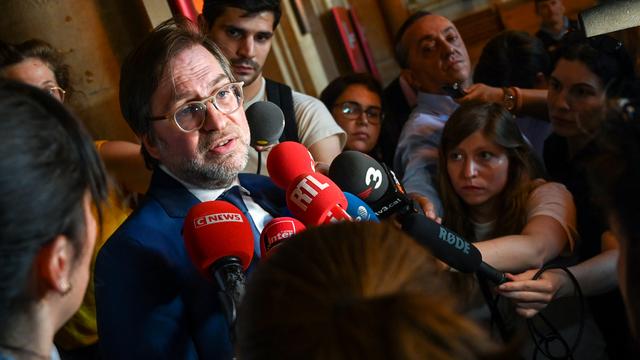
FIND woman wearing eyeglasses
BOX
[320,73,384,162]
[497,33,639,358]
[0,39,149,359]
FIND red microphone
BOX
[285,172,352,226]
[266,141,316,189]
[183,200,255,327]
[260,217,306,258]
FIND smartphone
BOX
[442,82,466,99]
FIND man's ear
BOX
[401,68,420,90]
[142,133,161,161]
[534,72,548,89]
[36,235,74,296]
[197,14,209,33]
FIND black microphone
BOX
[401,213,507,284]
[329,151,419,218]
[329,151,507,285]
[246,101,285,148]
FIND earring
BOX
[60,282,72,296]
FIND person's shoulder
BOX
[529,179,572,200]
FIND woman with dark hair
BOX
[0,38,147,358]
[0,81,108,359]
[320,73,384,161]
[496,33,638,358]
[473,30,552,159]
[237,221,503,359]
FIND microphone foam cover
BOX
[183,200,254,275]
[260,217,306,258]
[246,101,285,147]
[344,192,379,222]
[329,151,389,203]
[286,172,347,226]
[401,213,481,273]
[267,141,316,189]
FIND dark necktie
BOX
[218,185,261,257]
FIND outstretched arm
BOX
[497,231,619,318]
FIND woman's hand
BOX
[457,83,503,104]
[407,192,441,222]
[496,268,570,318]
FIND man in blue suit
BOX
[95,18,287,359]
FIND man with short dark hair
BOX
[199,0,345,175]
[534,0,577,53]
[95,18,287,359]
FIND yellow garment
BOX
[55,141,133,349]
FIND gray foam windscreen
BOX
[580,1,640,38]
[245,101,285,147]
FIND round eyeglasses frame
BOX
[333,101,383,125]
[148,81,244,132]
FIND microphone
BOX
[329,151,420,219]
[402,213,507,285]
[260,217,306,258]
[328,151,506,284]
[344,192,379,222]
[286,172,352,226]
[246,101,285,148]
[183,200,255,327]
[266,141,316,189]
[579,1,640,38]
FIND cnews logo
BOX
[194,213,243,228]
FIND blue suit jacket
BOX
[95,169,287,359]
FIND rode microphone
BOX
[183,200,254,327]
[266,141,316,189]
[260,217,306,258]
[329,151,420,219]
[246,101,285,148]
[401,213,507,285]
[286,172,352,226]
[344,192,379,222]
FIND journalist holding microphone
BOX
[94,18,289,359]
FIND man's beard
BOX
[158,132,249,189]
[231,57,262,87]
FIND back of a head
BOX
[590,98,640,338]
[320,72,383,111]
[0,81,107,330]
[474,30,550,88]
[201,0,281,30]
[237,221,499,359]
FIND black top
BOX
[380,76,413,167]
[544,133,637,358]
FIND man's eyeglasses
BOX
[149,82,244,132]
[45,86,66,103]
[334,101,383,125]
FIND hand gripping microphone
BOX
[183,200,255,327]
[344,192,379,222]
[260,217,306,258]
[329,151,420,219]
[266,141,316,189]
[246,101,285,148]
[286,172,352,226]
[329,151,506,284]
[401,213,507,284]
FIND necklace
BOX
[0,343,50,360]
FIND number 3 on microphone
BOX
[365,167,383,190]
